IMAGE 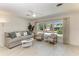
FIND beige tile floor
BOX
[0,40,79,56]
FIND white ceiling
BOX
[0,3,79,19]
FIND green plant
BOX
[57,30,63,34]
[39,24,43,30]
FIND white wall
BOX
[4,16,29,32]
[0,16,30,47]
[68,13,79,46]
[0,24,4,47]
[60,13,79,46]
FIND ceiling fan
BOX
[56,3,63,7]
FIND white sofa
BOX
[5,31,34,49]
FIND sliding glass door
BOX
[36,22,54,32]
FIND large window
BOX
[36,23,54,31]
[36,20,63,34]
[37,23,44,31]
[54,23,63,34]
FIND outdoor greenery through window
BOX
[54,23,63,34]
[36,20,63,34]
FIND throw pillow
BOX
[16,32,21,37]
[9,32,16,39]
[24,32,27,36]
[27,31,32,35]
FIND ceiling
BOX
[0,3,79,19]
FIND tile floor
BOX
[0,40,79,56]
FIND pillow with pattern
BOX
[16,32,21,37]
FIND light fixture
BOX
[26,10,37,18]
[32,13,36,18]
[56,3,63,7]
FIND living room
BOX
[0,3,79,56]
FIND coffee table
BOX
[21,38,34,48]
